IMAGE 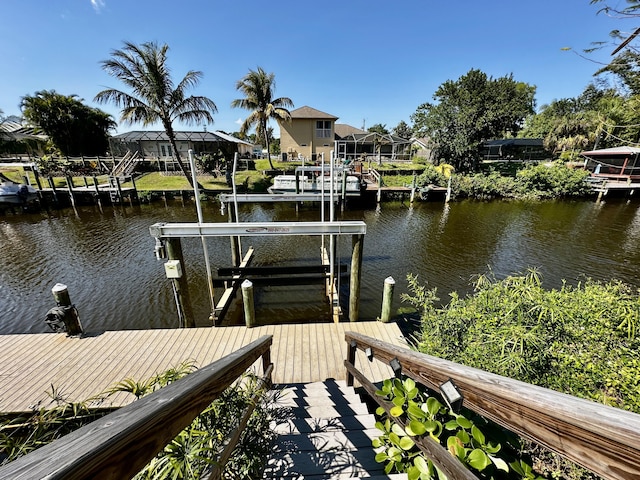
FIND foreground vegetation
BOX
[397,269,640,478]
[0,363,278,479]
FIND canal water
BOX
[1,197,639,334]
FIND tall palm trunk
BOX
[263,119,274,170]
[164,121,195,189]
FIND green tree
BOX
[367,123,389,134]
[392,120,413,140]
[411,69,536,171]
[20,90,115,156]
[232,67,293,170]
[519,85,637,156]
[95,41,217,187]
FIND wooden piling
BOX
[51,283,83,335]
[380,276,395,323]
[48,176,58,204]
[115,176,123,203]
[410,173,416,203]
[33,169,43,191]
[349,234,364,322]
[241,280,256,328]
[165,238,196,328]
[66,176,76,208]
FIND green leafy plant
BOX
[372,377,541,479]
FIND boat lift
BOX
[151,151,366,327]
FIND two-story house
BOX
[278,106,338,162]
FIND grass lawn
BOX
[381,174,419,187]
[3,160,423,192]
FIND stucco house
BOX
[278,106,411,162]
[278,106,338,161]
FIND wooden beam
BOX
[217,264,347,276]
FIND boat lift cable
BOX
[188,150,216,322]
[232,152,243,257]
[329,150,337,307]
[171,282,184,328]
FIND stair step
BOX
[272,414,377,435]
[285,402,371,419]
[272,428,382,453]
[268,380,395,479]
[263,449,385,478]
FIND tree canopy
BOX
[95,40,217,186]
[392,120,413,140]
[411,69,536,171]
[367,123,389,134]
[232,67,293,170]
[20,91,115,156]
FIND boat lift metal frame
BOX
[218,193,339,205]
[149,221,366,238]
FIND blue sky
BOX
[0,1,634,135]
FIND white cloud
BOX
[235,118,243,125]
[91,0,105,13]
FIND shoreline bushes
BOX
[416,162,591,200]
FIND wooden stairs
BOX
[265,379,405,479]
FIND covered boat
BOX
[0,181,39,205]
[268,166,363,196]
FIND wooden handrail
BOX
[345,331,640,480]
[0,335,273,480]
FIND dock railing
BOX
[0,335,274,480]
[345,331,640,480]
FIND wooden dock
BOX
[0,321,406,414]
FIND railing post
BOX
[262,348,272,387]
[346,338,357,386]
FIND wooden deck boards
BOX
[0,321,406,414]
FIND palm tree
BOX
[95,41,217,187]
[232,67,293,170]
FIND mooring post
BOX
[92,175,102,207]
[66,175,76,208]
[33,169,43,191]
[349,234,364,322]
[48,176,58,205]
[165,237,196,328]
[379,276,395,323]
[115,176,123,203]
[410,173,416,203]
[51,283,83,335]
[241,279,256,328]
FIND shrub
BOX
[515,162,590,198]
[415,164,448,188]
[401,270,640,478]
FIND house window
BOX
[159,144,173,157]
[316,121,332,138]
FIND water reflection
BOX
[1,197,639,334]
